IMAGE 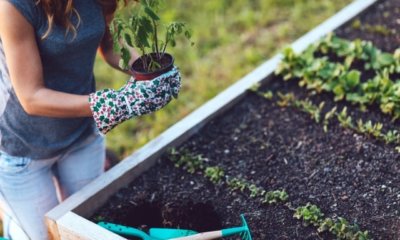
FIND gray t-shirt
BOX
[0,0,105,159]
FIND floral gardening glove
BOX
[89,67,181,134]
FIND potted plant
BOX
[111,0,193,80]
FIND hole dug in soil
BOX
[99,200,223,240]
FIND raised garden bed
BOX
[44,0,400,239]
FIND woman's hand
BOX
[89,68,181,134]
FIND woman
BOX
[0,0,180,239]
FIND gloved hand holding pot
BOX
[89,0,192,134]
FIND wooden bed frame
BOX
[45,0,377,238]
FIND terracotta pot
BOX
[131,53,174,81]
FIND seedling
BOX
[277,92,295,107]
[226,178,248,193]
[169,149,204,174]
[294,100,325,123]
[294,204,370,239]
[262,190,289,204]
[383,130,399,144]
[276,34,400,119]
[204,166,225,184]
[357,119,383,138]
[248,184,265,198]
[294,203,324,227]
[323,106,337,132]
[111,0,192,74]
[337,107,354,129]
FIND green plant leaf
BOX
[144,6,160,21]
[345,70,361,89]
[124,33,133,47]
[377,53,394,66]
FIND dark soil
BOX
[336,0,400,53]
[131,53,173,74]
[92,1,400,239]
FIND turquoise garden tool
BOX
[155,214,252,240]
[98,214,252,240]
[98,221,197,240]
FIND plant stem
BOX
[161,25,170,57]
[140,48,148,71]
[152,20,160,60]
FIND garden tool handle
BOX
[169,230,222,240]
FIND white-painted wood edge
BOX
[46,0,377,238]
[56,211,126,240]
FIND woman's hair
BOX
[36,0,120,39]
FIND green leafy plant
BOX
[262,190,289,204]
[323,106,337,132]
[357,119,383,138]
[277,34,400,120]
[383,130,399,144]
[295,204,369,239]
[226,177,248,193]
[111,0,192,71]
[169,148,204,174]
[294,203,324,227]
[337,107,354,128]
[204,166,225,184]
[294,100,325,123]
[277,92,296,107]
[248,184,265,198]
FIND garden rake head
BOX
[238,214,252,240]
[98,214,252,240]
[219,214,252,240]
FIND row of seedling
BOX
[294,203,369,240]
[168,148,288,205]
[167,149,369,239]
[252,88,400,151]
[317,33,399,73]
[275,35,400,119]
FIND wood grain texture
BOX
[57,211,126,240]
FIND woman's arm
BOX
[98,13,139,74]
[0,1,92,118]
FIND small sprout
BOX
[262,190,289,204]
[277,92,295,107]
[351,19,361,30]
[294,203,324,227]
[318,217,334,233]
[169,149,204,174]
[357,119,383,138]
[383,130,399,144]
[248,184,265,198]
[337,107,354,129]
[249,83,261,92]
[226,178,248,192]
[294,100,324,123]
[323,106,337,132]
[204,166,225,184]
[261,90,274,100]
[396,146,400,153]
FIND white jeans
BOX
[0,131,105,240]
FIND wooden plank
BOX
[57,211,126,240]
[46,0,377,238]
[46,217,61,240]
